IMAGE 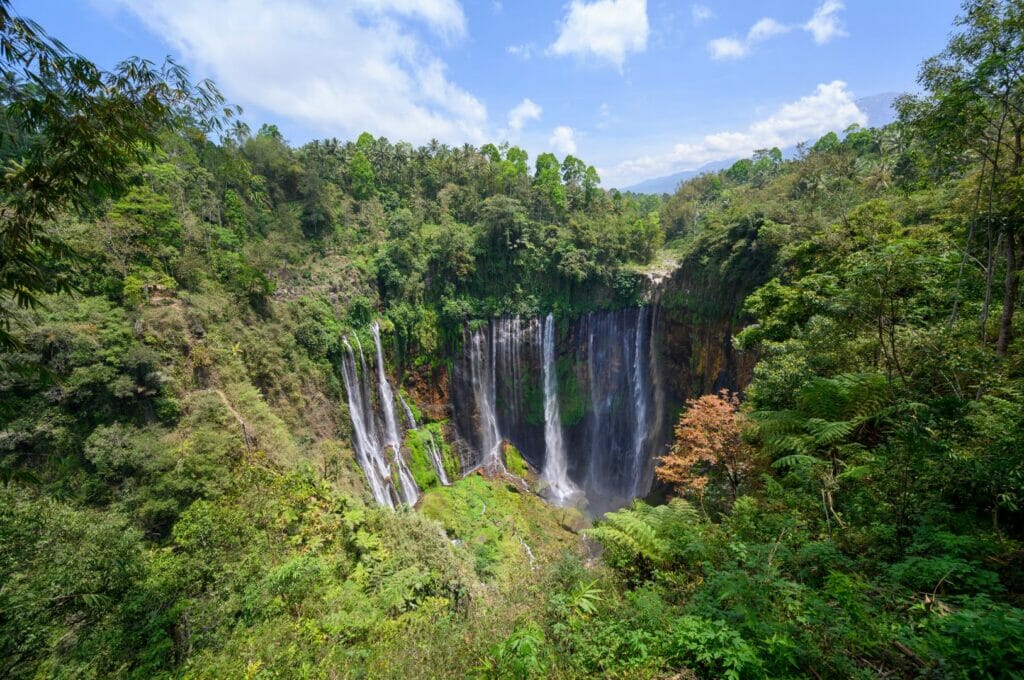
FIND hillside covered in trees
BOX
[2,1,1024,678]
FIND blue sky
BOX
[20,0,961,187]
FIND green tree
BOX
[243,124,301,203]
[583,165,601,205]
[900,0,1024,355]
[534,152,566,216]
[0,0,232,350]
[348,150,377,201]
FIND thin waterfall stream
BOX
[540,313,579,504]
[370,322,419,506]
[340,338,397,508]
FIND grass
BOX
[418,475,581,582]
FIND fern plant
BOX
[752,373,892,531]
[585,498,703,576]
[567,579,603,619]
[481,623,550,679]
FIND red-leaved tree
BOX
[656,389,750,502]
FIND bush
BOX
[665,616,761,680]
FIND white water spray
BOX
[540,314,579,503]
[340,338,395,508]
[468,327,505,471]
[370,322,419,506]
[631,306,649,497]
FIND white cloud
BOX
[708,36,748,59]
[708,1,845,60]
[708,16,789,60]
[549,126,577,155]
[112,0,489,145]
[602,81,866,186]
[351,0,466,39]
[548,0,649,68]
[691,4,713,24]
[507,98,542,134]
[748,17,789,42]
[507,43,534,59]
[804,0,847,44]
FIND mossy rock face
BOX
[555,506,589,533]
[430,421,461,481]
[521,374,544,427]
[398,389,423,423]
[405,428,441,490]
[556,357,586,428]
[418,475,581,582]
[403,420,460,490]
[519,356,584,428]
[501,442,531,478]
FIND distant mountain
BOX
[856,92,901,128]
[620,92,904,195]
[620,158,736,195]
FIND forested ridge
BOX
[2,1,1024,678]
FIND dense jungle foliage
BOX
[2,0,1024,677]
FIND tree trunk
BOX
[996,230,1019,356]
[981,231,1000,343]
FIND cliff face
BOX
[440,310,665,513]
[403,363,451,422]
[657,273,757,406]
[399,261,762,461]
[653,216,778,409]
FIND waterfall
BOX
[540,313,578,503]
[397,392,417,430]
[340,324,428,508]
[343,307,667,511]
[371,323,401,452]
[644,301,665,495]
[452,306,666,512]
[370,322,419,506]
[630,306,649,497]
[340,338,395,508]
[467,325,506,471]
[425,431,450,486]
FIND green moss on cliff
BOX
[406,428,441,490]
[522,374,545,427]
[502,443,530,478]
[418,475,579,581]
[556,357,586,427]
[429,421,461,482]
[405,421,459,490]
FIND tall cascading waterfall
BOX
[339,325,425,508]
[629,306,650,498]
[540,313,579,503]
[580,307,664,505]
[370,323,419,506]
[451,306,666,511]
[464,322,512,471]
[340,338,398,508]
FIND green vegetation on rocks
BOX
[2,1,1024,677]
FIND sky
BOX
[19,0,962,187]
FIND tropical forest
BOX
[1,0,1023,677]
